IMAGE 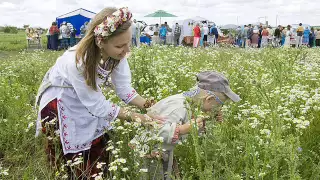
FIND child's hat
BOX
[196,71,241,102]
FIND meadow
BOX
[0,32,319,179]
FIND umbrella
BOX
[144,10,177,24]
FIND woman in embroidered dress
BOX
[35,7,163,179]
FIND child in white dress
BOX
[141,71,241,179]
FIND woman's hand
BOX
[118,108,166,125]
[129,95,156,109]
[130,113,166,125]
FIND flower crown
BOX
[94,7,132,39]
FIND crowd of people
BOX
[192,23,219,48]
[32,19,320,51]
[232,23,319,48]
[46,21,88,50]
[131,20,221,47]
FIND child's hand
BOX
[216,109,223,122]
[192,117,206,129]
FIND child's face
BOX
[202,92,228,113]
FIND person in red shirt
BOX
[193,23,201,48]
[49,22,60,50]
[261,26,269,48]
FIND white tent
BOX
[171,19,194,44]
[172,17,214,44]
[190,16,208,23]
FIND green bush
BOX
[3,26,18,34]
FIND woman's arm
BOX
[117,107,163,124]
[129,95,155,109]
[128,95,147,109]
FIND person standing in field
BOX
[160,24,168,45]
[200,24,204,47]
[247,24,253,47]
[210,25,219,46]
[309,27,315,48]
[35,7,164,179]
[202,23,209,48]
[296,23,304,48]
[49,22,60,51]
[131,19,138,47]
[59,22,70,50]
[261,26,269,48]
[274,25,281,47]
[251,26,260,48]
[173,22,181,46]
[241,25,249,48]
[284,25,292,47]
[193,23,201,48]
[302,26,310,46]
[258,24,263,48]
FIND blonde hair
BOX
[76,7,132,91]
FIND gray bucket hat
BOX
[196,71,241,102]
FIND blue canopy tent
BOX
[56,8,96,36]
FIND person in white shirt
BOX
[131,19,138,46]
[35,7,163,179]
[284,25,292,47]
[202,23,209,48]
[59,22,70,49]
[140,71,241,179]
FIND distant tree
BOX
[3,26,18,34]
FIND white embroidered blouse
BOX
[36,46,138,154]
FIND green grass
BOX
[0,39,320,179]
[0,31,47,51]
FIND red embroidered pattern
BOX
[123,89,137,103]
[97,66,109,80]
[107,104,118,120]
[58,99,92,151]
[171,127,180,144]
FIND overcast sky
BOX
[1,0,320,28]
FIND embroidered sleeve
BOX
[66,54,120,120]
[111,58,138,104]
[171,127,180,144]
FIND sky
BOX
[1,0,320,28]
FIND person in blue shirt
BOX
[210,25,219,45]
[160,24,168,45]
[303,27,310,45]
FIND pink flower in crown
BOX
[94,7,132,38]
